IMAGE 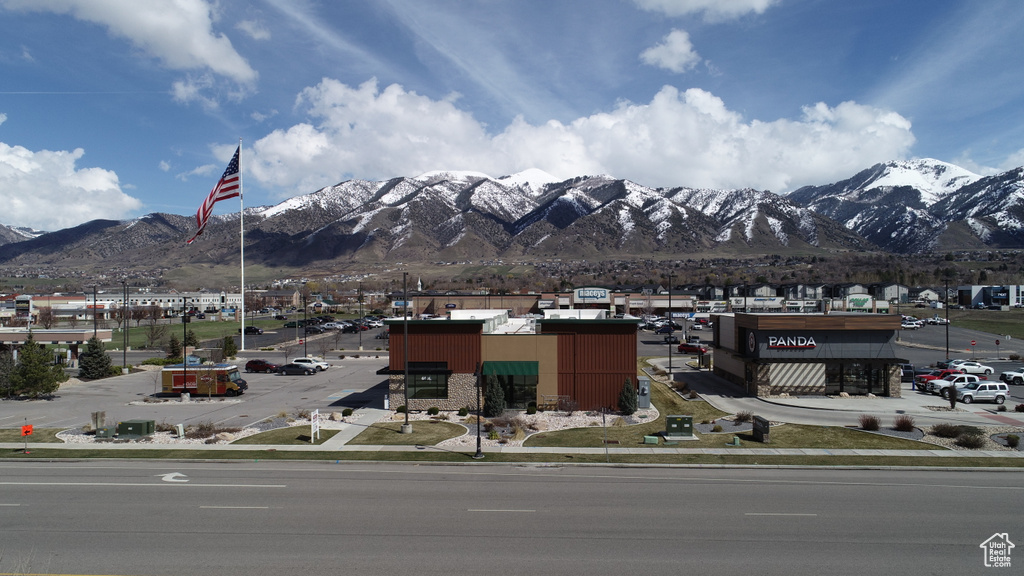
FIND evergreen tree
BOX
[0,350,15,398]
[167,334,182,360]
[482,375,506,418]
[222,335,237,359]
[11,335,67,397]
[184,329,199,348]
[77,336,113,380]
[618,377,637,415]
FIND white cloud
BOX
[0,142,141,230]
[158,160,170,172]
[641,29,701,73]
[633,0,780,22]
[236,19,270,41]
[3,0,257,91]
[247,78,916,196]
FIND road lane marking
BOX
[158,472,189,483]
[0,503,21,506]
[467,509,536,513]
[745,513,818,516]
[200,506,269,509]
[0,482,285,488]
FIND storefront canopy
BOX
[481,361,538,376]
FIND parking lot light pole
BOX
[473,362,484,459]
[358,282,363,351]
[668,272,673,375]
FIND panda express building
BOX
[384,310,637,412]
[712,312,906,397]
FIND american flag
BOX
[187,146,241,244]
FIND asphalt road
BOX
[0,462,1019,575]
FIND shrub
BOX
[294,408,311,420]
[426,406,439,415]
[142,357,179,366]
[1009,353,1021,361]
[688,390,699,399]
[893,414,916,432]
[341,408,353,417]
[487,429,500,440]
[954,433,985,449]
[931,423,983,438]
[556,398,579,416]
[859,414,880,431]
[526,404,537,415]
[618,378,638,416]
[712,424,723,432]
[734,410,753,423]
[1015,404,1024,413]
[457,407,469,417]
[1007,434,1020,448]
[435,413,449,421]
[395,405,407,414]
[339,354,346,360]
[997,405,1007,412]
[483,377,506,418]
[185,421,217,439]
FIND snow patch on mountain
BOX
[867,159,979,205]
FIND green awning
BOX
[481,361,538,376]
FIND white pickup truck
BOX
[1000,368,1024,385]
[927,373,983,398]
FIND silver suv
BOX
[955,381,1009,405]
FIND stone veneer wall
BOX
[389,373,477,412]
[886,364,902,397]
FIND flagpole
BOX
[239,138,245,354]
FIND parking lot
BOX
[1,354,390,431]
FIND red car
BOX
[915,368,964,386]
[244,359,280,373]
[677,343,709,355]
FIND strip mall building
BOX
[712,313,905,397]
[384,309,638,412]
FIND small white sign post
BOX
[310,409,320,444]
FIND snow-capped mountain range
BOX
[0,159,1022,271]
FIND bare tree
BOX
[36,306,57,329]
[144,313,167,348]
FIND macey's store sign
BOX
[574,287,611,303]
[767,335,817,349]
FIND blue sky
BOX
[1,0,1023,231]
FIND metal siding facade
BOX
[389,324,481,373]
[554,326,637,410]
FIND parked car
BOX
[953,361,993,375]
[999,368,1024,385]
[244,359,280,373]
[240,326,263,335]
[291,357,329,371]
[937,358,967,369]
[915,368,964,387]
[274,314,288,320]
[304,325,325,334]
[278,363,315,376]
[927,373,983,398]
[677,343,709,355]
[900,322,919,330]
[899,364,915,382]
[955,381,1009,404]
[321,322,343,330]
[283,320,307,328]
[663,335,680,344]
[342,323,361,334]
[655,325,675,334]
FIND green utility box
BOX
[117,419,155,437]
[643,435,659,445]
[95,426,116,439]
[665,415,694,439]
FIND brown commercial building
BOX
[385,311,638,412]
[712,313,906,397]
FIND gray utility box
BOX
[95,426,116,439]
[664,415,694,439]
[117,419,155,437]
[637,377,651,410]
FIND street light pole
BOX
[122,281,128,372]
[667,272,673,375]
[401,272,412,434]
[358,282,363,351]
[473,362,484,459]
